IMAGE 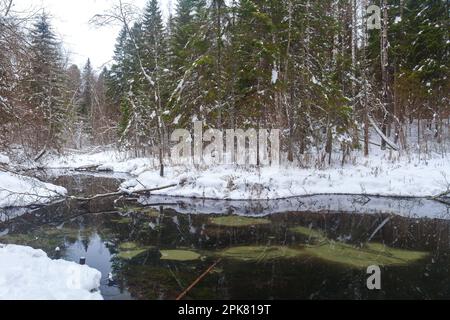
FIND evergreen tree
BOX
[27,13,67,151]
[79,59,95,118]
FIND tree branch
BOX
[70,184,178,201]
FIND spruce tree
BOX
[28,13,66,151]
[79,58,96,143]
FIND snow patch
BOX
[0,244,102,300]
[0,154,10,165]
[0,172,67,208]
[271,69,278,84]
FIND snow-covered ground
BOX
[120,158,449,200]
[36,147,450,200]
[0,154,10,165]
[43,149,154,176]
[0,244,102,300]
[0,171,67,208]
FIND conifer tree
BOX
[27,13,67,152]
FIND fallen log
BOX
[70,183,178,201]
[431,189,450,200]
[74,164,102,172]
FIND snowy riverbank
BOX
[38,149,450,200]
[0,171,67,208]
[0,244,102,300]
[120,159,449,200]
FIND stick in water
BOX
[176,259,222,301]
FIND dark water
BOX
[1,172,450,300]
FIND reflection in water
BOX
[0,173,450,300]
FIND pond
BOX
[1,172,450,300]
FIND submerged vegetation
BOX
[160,250,201,262]
[117,242,201,262]
[116,243,160,261]
[117,248,150,260]
[304,242,428,268]
[215,225,428,268]
[209,216,271,227]
[291,226,327,241]
[218,246,304,262]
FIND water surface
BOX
[1,172,450,300]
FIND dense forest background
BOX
[0,0,448,165]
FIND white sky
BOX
[12,0,172,71]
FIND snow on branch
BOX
[368,116,400,151]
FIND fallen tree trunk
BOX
[432,189,450,199]
[74,164,102,172]
[70,184,178,201]
[368,116,400,151]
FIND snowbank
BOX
[0,154,10,165]
[41,148,450,200]
[44,150,153,175]
[121,156,450,200]
[0,244,102,300]
[0,171,67,208]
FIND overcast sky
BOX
[12,0,172,71]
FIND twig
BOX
[367,216,392,242]
[34,147,47,162]
[176,259,222,301]
[4,0,13,17]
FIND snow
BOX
[173,114,182,125]
[44,150,154,176]
[37,128,450,202]
[120,154,450,200]
[311,76,321,85]
[0,244,102,300]
[139,195,450,220]
[0,171,67,208]
[44,150,126,168]
[271,69,278,84]
[0,154,10,165]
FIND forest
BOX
[0,0,448,167]
[0,0,450,302]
